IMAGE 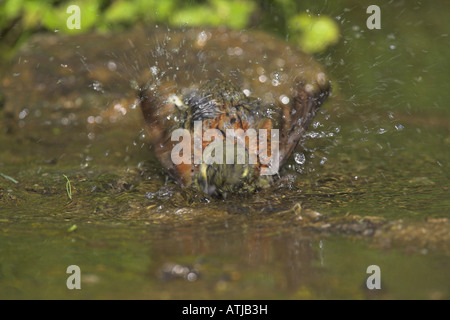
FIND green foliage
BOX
[170,0,255,29]
[103,0,138,25]
[288,13,339,53]
[135,0,177,22]
[99,0,178,30]
[1,0,24,29]
[0,0,340,67]
[0,0,258,34]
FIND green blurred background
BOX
[1,0,449,116]
[0,0,340,65]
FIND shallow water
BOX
[0,1,449,299]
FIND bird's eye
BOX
[230,117,236,124]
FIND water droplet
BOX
[145,192,156,200]
[114,104,127,115]
[308,131,319,138]
[196,31,209,47]
[280,95,290,105]
[87,116,95,124]
[294,152,306,165]
[187,272,198,282]
[80,162,89,169]
[312,121,321,129]
[150,66,159,76]
[258,75,267,83]
[91,81,104,93]
[18,108,29,120]
[107,61,117,71]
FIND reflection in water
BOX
[147,216,320,297]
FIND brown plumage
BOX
[138,27,331,197]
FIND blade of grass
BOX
[0,172,19,184]
[63,174,72,200]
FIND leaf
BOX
[212,0,255,29]
[103,0,138,24]
[288,13,340,53]
[1,0,25,21]
[170,5,220,27]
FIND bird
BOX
[0,26,329,199]
[137,27,331,197]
